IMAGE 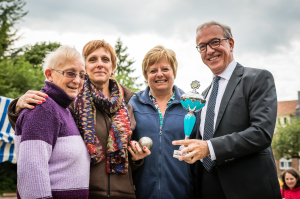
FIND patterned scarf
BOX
[74,78,132,174]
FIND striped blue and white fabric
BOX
[0,96,16,163]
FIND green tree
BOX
[0,41,60,98]
[114,38,142,92]
[0,161,17,191]
[0,55,45,98]
[0,42,60,98]
[0,0,28,58]
[272,117,300,159]
[22,42,61,66]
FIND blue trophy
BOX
[173,80,206,158]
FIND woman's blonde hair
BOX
[142,45,178,80]
[82,40,117,78]
[43,45,83,73]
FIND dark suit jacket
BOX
[195,63,281,199]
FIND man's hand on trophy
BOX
[172,140,210,164]
[128,141,151,161]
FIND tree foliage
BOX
[0,161,17,191]
[114,38,142,92]
[0,0,60,98]
[0,55,46,98]
[22,42,61,66]
[272,117,300,159]
[0,0,28,58]
[0,42,61,98]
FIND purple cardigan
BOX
[15,81,90,199]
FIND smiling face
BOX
[196,25,234,76]
[85,47,113,88]
[47,58,85,98]
[285,172,298,190]
[146,58,174,94]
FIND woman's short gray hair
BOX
[196,21,233,39]
[42,45,84,73]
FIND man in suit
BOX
[172,21,281,199]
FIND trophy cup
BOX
[173,80,206,158]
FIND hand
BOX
[128,141,151,161]
[172,139,210,164]
[15,90,48,113]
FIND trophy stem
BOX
[187,111,195,117]
[174,80,205,159]
[184,112,196,137]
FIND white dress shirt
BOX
[200,60,237,161]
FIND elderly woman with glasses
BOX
[8,40,150,199]
[129,45,197,199]
[14,46,90,199]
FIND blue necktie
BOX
[203,76,221,171]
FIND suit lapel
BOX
[214,63,244,133]
[202,85,211,98]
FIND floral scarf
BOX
[74,78,132,174]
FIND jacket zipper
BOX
[158,125,162,199]
[135,93,179,199]
[158,104,175,199]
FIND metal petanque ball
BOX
[138,137,153,150]
[131,140,139,146]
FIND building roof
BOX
[277,100,298,116]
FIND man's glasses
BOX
[196,38,229,53]
[52,69,87,80]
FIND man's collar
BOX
[212,60,237,80]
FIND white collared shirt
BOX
[200,60,237,161]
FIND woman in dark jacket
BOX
[8,40,150,199]
[130,45,197,199]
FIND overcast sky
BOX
[12,0,300,101]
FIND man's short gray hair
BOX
[196,21,233,39]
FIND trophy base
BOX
[173,146,191,160]
[173,150,181,159]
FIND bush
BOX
[0,161,17,191]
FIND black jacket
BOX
[196,63,281,199]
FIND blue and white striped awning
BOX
[0,96,16,163]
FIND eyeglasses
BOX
[52,69,87,80]
[196,38,229,53]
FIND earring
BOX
[110,72,114,77]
